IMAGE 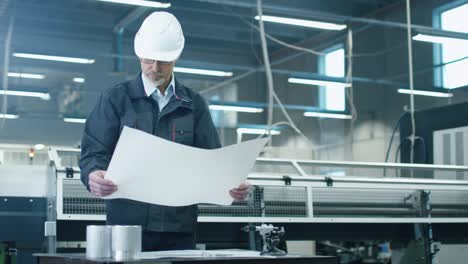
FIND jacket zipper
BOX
[172,123,175,141]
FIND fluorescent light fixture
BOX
[288,77,351,88]
[73,77,85,83]
[64,118,86,124]
[0,90,50,100]
[397,89,453,98]
[413,33,468,45]
[255,15,346,31]
[174,67,233,77]
[304,112,353,119]
[236,128,281,135]
[96,0,171,8]
[8,72,45,79]
[34,144,45,150]
[13,53,95,64]
[0,114,19,119]
[209,104,264,113]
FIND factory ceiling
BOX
[0,0,407,144]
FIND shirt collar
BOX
[141,72,175,98]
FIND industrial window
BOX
[319,46,346,111]
[435,2,468,89]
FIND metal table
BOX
[34,253,337,264]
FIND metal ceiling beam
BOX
[113,7,148,33]
[350,0,393,4]
[189,0,468,40]
[113,7,149,72]
[176,14,309,40]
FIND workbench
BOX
[34,253,337,264]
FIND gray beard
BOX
[152,78,165,87]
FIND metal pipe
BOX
[1,16,13,129]
[114,28,124,72]
[198,216,468,223]
[248,223,256,251]
[113,7,147,34]
[55,157,468,174]
[248,174,468,186]
[112,7,148,73]
[257,157,468,171]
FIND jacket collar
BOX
[129,73,192,103]
[141,73,175,98]
[173,78,192,103]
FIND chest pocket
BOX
[119,112,136,133]
[119,100,154,135]
[135,112,153,134]
[171,112,194,146]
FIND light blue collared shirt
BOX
[141,73,176,112]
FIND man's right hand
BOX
[88,170,118,197]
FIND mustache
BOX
[147,72,165,77]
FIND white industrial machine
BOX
[47,148,468,225]
[2,147,467,264]
[434,125,468,180]
[48,148,104,221]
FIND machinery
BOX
[0,165,50,264]
[45,148,468,264]
[1,147,467,264]
[433,125,468,180]
[241,224,286,256]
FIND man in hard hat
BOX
[79,12,249,251]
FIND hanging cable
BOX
[249,9,263,65]
[213,2,361,157]
[346,28,357,159]
[405,0,417,166]
[221,4,410,58]
[256,0,274,142]
[255,0,316,152]
[200,5,404,96]
[383,112,407,176]
[272,91,315,146]
[256,121,316,156]
[220,6,358,158]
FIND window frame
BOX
[318,44,346,112]
[433,0,468,89]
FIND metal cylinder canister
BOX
[111,225,142,261]
[86,225,112,259]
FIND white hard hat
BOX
[134,12,185,62]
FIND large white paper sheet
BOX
[138,249,264,259]
[103,126,268,206]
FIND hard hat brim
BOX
[134,38,183,62]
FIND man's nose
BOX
[151,61,159,71]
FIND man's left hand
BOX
[229,182,251,202]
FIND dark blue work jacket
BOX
[79,74,221,232]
